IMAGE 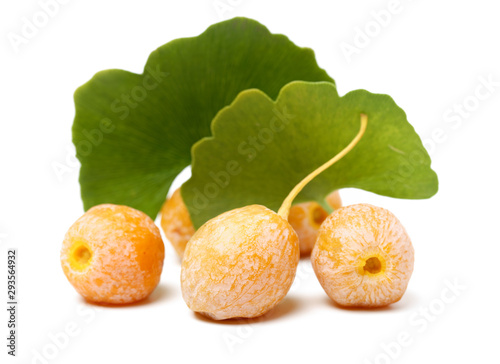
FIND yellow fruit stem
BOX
[277,114,368,219]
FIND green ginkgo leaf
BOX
[183,81,438,228]
[73,18,333,218]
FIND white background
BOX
[1,0,499,363]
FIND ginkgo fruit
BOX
[181,114,368,320]
[182,204,300,320]
[288,191,342,256]
[311,203,414,307]
[61,204,165,304]
[160,188,195,258]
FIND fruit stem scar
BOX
[277,113,368,219]
[70,242,93,271]
[311,205,328,226]
[363,257,382,274]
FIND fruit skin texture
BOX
[288,191,342,256]
[61,204,165,304]
[311,204,414,307]
[181,205,300,320]
[160,188,195,258]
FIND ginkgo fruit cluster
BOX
[61,114,415,317]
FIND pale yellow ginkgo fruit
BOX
[312,203,414,307]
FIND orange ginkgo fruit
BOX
[181,204,300,320]
[61,204,165,304]
[160,188,195,258]
[311,203,414,307]
[288,191,342,256]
